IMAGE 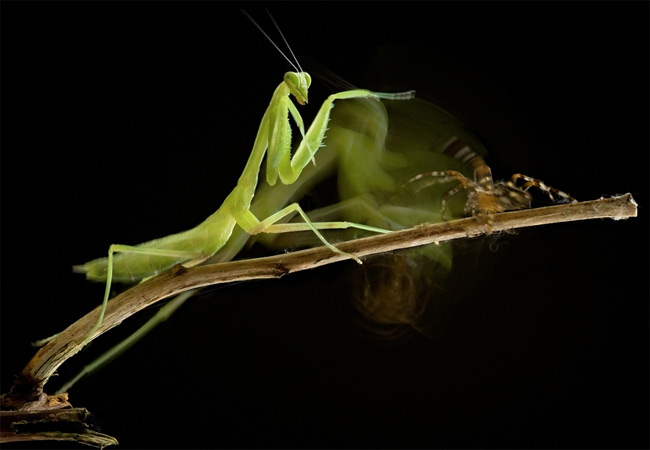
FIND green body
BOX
[80,74,414,283]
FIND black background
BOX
[2,2,648,449]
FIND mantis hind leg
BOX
[84,244,204,345]
[57,289,197,393]
[239,202,392,264]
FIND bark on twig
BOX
[0,194,637,447]
[0,408,119,448]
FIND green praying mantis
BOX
[73,12,415,348]
[56,12,491,392]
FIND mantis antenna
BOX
[241,9,316,164]
[264,9,305,74]
[241,9,304,76]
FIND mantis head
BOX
[284,71,311,105]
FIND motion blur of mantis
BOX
[254,97,489,337]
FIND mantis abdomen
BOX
[77,210,237,283]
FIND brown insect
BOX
[405,137,576,219]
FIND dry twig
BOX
[0,194,637,447]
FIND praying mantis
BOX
[72,11,415,347]
[54,11,492,392]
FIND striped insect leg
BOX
[510,173,577,203]
[406,170,466,191]
[440,183,466,219]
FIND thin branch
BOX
[1,194,637,412]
